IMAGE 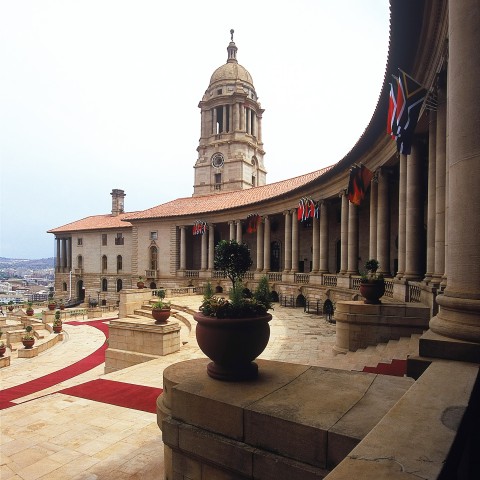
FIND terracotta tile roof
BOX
[125,166,333,221]
[48,212,134,234]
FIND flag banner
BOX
[395,69,427,155]
[192,220,207,235]
[246,214,261,234]
[297,197,318,221]
[347,164,373,206]
[387,75,399,139]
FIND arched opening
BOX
[62,282,67,292]
[102,255,108,273]
[215,285,223,293]
[149,282,157,289]
[270,290,279,302]
[296,294,306,308]
[116,279,123,292]
[102,278,108,292]
[323,299,334,322]
[77,280,85,301]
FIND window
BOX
[102,278,108,292]
[62,282,67,292]
[116,279,123,292]
[252,175,256,187]
[115,233,124,245]
[150,246,158,270]
[150,231,158,240]
[214,173,222,190]
[102,234,107,246]
[77,255,83,269]
[117,255,123,272]
[77,238,83,246]
[102,255,107,272]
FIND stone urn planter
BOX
[22,339,35,349]
[359,280,385,304]
[194,311,272,381]
[26,306,34,316]
[152,307,171,324]
[7,305,14,312]
[47,302,56,311]
[0,344,6,357]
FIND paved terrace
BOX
[0,296,421,480]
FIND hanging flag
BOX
[347,165,373,206]
[192,220,207,235]
[387,75,398,139]
[246,214,261,234]
[395,69,427,155]
[297,198,305,221]
[297,197,319,221]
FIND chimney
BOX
[111,189,125,216]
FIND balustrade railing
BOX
[267,272,282,282]
[145,270,158,278]
[408,283,421,302]
[294,273,310,284]
[384,279,394,298]
[351,277,362,290]
[184,270,199,278]
[322,274,337,287]
[212,271,227,279]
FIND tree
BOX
[214,240,252,289]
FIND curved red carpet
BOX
[1,318,162,412]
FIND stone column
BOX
[284,211,292,272]
[201,230,208,271]
[430,0,480,344]
[311,216,319,273]
[61,238,67,270]
[432,79,447,285]
[347,203,358,274]
[424,110,437,283]
[179,227,186,270]
[319,201,329,273]
[263,216,271,272]
[56,238,61,270]
[257,113,263,143]
[404,143,424,280]
[212,108,217,134]
[236,220,242,244]
[256,220,264,271]
[377,168,390,276]
[291,210,299,273]
[208,225,215,270]
[222,106,227,133]
[67,238,72,269]
[369,180,378,260]
[340,192,348,274]
[229,221,235,241]
[396,155,407,278]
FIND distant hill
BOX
[0,257,54,270]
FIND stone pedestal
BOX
[334,301,430,353]
[158,358,413,479]
[105,317,181,373]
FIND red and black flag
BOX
[246,214,261,234]
[347,164,373,206]
[192,220,207,235]
[394,69,427,155]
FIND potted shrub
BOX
[22,325,35,349]
[0,331,6,357]
[47,295,56,311]
[359,259,385,304]
[59,299,65,310]
[26,302,34,316]
[53,310,63,333]
[7,301,14,312]
[137,276,145,289]
[151,299,171,324]
[194,240,273,381]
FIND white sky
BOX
[0,0,390,259]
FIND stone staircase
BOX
[318,334,423,376]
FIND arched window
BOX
[77,255,83,268]
[150,246,158,271]
[62,282,67,292]
[117,255,122,272]
[102,278,108,292]
[116,279,122,292]
[102,255,107,272]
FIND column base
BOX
[419,329,480,364]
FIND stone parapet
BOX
[334,301,430,353]
[158,358,413,479]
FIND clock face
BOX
[211,153,224,168]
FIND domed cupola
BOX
[194,30,267,196]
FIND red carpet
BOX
[362,359,407,377]
[59,379,163,413]
[0,319,110,409]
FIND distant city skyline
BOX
[0,0,389,259]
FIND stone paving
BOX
[0,296,420,480]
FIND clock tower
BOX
[193,30,267,196]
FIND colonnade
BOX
[55,237,72,272]
[200,104,260,139]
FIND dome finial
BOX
[227,29,238,63]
